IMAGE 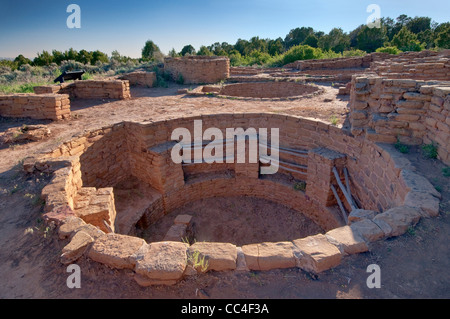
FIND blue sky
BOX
[0,0,449,59]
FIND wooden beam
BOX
[331,184,348,224]
[344,167,357,209]
[332,167,357,211]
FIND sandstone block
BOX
[351,101,368,110]
[325,226,369,255]
[61,231,94,264]
[348,209,377,224]
[372,206,422,237]
[350,111,368,120]
[163,224,187,241]
[58,216,86,239]
[366,132,397,143]
[242,241,296,271]
[88,233,146,269]
[188,242,237,272]
[134,241,188,281]
[292,234,342,273]
[403,92,431,101]
[400,170,441,199]
[350,219,385,242]
[71,223,105,240]
[43,205,75,225]
[403,191,440,217]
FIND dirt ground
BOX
[139,196,324,246]
[0,83,449,299]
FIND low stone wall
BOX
[349,75,450,164]
[230,67,286,76]
[370,50,450,81]
[120,71,156,87]
[164,56,230,84]
[186,81,323,101]
[34,80,131,100]
[284,50,448,77]
[218,82,321,99]
[0,93,70,120]
[284,52,391,70]
[33,83,71,94]
[25,113,441,286]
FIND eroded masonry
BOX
[11,51,449,286]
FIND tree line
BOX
[2,14,449,71]
[144,14,449,66]
[0,48,138,71]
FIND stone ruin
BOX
[164,56,230,84]
[1,49,447,286]
[0,80,131,121]
[119,71,156,87]
[24,113,441,286]
[185,81,324,100]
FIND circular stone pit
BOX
[28,112,442,286]
[187,81,323,101]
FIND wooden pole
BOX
[331,184,348,224]
[332,167,357,211]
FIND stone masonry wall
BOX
[370,50,450,81]
[123,114,417,214]
[34,80,131,100]
[349,75,450,164]
[34,113,441,217]
[164,56,230,84]
[120,71,156,87]
[284,50,445,71]
[284,52,391,70]
[218,82,321,99]
[0,93,70,120]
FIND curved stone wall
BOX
[25,113,441,286]
[218,82,321,99]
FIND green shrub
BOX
[279,44,324,65]
[293,181,306,191]
[0,81,51,94]
[176,73,185,84]
[442,167,450,177]
[321,50,342,59]
[421,143,438,159]
[242,50,274,66]
[376,46,402,54]
[330,115,339,126]
[395,139,410,154]
[342,49,367,57]
[402,41,426,52]
[229,52,243,66]
[81,72,93,80]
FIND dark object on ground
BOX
[54,70,85,83]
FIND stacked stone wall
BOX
[164,56,230,84]
[120,71,156,87]
[34,80,131,99]
[349,75,450,164]
[370,50,450,81]
[0,93,70,120]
